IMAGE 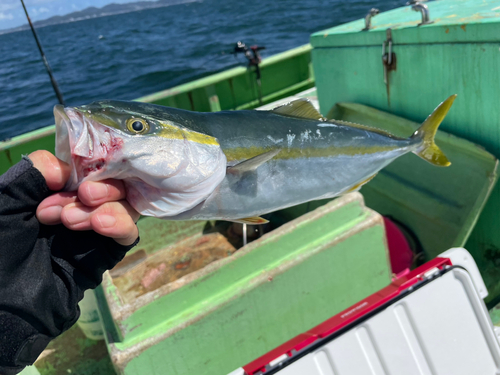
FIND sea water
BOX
[0,0,401,141]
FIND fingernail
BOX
[96,214,116,228]
[37,206,63,224]
[64,207,90,224]
[87,182,109,201]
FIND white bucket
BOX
[76,289,104,340]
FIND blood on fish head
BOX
[55,105,127,188]
[53,101,227,217]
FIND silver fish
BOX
[54,95,455,224]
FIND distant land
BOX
[1,0,197,34]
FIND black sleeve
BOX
[0,156,138,375]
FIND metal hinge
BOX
[382,28,397,87]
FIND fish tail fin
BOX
[410,95,456,167]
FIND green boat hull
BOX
[0,44,314,175]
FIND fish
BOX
[54,95,455,224]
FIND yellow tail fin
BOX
[411,95,456,167]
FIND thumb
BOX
[29,150,71,191]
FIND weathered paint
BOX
[96,193,392,374]
[311,0,500,304]
[311,0,500,47]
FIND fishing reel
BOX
[234,41,266,104]
[233,41,266,68]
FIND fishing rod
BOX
[234,41,266,104]
[20,0,65,105]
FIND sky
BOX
[0,0,151,30]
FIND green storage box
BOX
[311,0,500,304]
[97,194,392,375]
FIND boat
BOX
[6,0,500,374]
[0,43,314,175]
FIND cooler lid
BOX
[310,0,500,48]
[236,249,500,375]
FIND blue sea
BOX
[0,0,401,141]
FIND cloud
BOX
[0,12,14,20]
[39,7,49,13]
[0,3,19,12]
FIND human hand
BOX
[29,150,139,246]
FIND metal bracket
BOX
[408,1,434,26]
[362,8,380,31]
[382,28,397,85]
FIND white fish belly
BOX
[171,149,409,220]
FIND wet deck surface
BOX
[35,324,114,375]
[112,232,237,302]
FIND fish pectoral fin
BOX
[231,217,269,225]
[342,173,378,194]
[227,149,281,174]
[272,99,326,121]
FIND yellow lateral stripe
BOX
[157,122,220,146]
[224,145,399,162]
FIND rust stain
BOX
[113,233,236,301]
[4,149,13,165]
[323,33,328,38]
[196,236,211,246]
[383,53,397,108]
[174,258,192,270]
[110,249,147,278]
[187,92,195,111]
[460,24,467,32]
[445,28,449,34]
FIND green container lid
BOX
[311,0,500,47]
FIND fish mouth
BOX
[54,105,73,165]
[54,104,124,190]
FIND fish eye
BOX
[126,118,150,134]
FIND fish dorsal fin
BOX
[331,119,400,139]
[272,99,326,121]
[227,149,281,174]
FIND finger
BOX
[61,201,140,246]
[37,192,79,225]
[78,179,127,207]
[61,202,94,231]
[29,150,71,191]
[91,211,139,246]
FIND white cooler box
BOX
[229,248,500,375]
